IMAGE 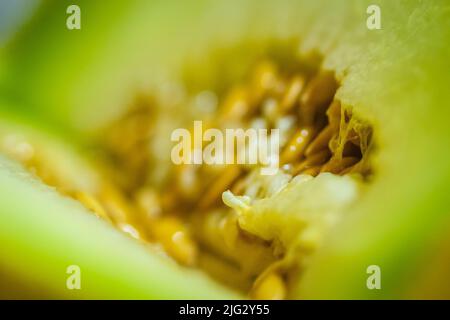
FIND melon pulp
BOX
[0,0,450,299]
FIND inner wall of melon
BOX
[0,40,374,299]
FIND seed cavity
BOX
[0,41,374,299]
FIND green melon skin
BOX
[0,0,450,299]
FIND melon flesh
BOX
[0,0,449,299]
[0,156,239,299]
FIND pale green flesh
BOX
[0,0,450,299]
[0,156,239,299]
